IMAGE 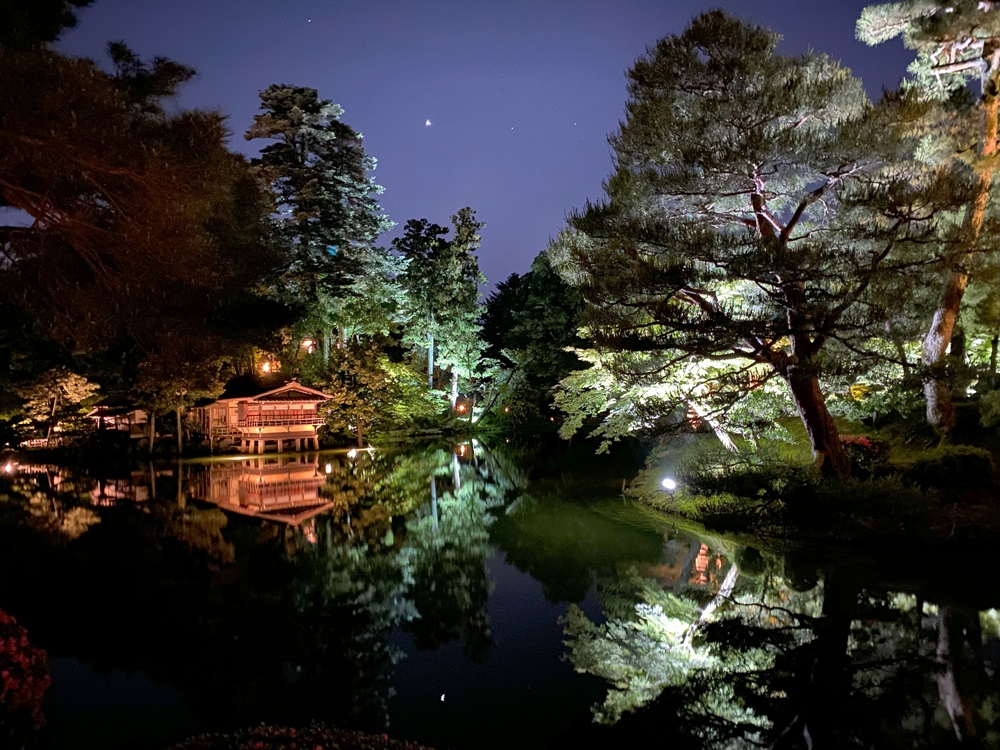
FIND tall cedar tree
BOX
[245,85,394,361]
[858,1,1000,437]
[558,12,948,479]
[395,209,486,398]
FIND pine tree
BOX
[556,11,942,479]
[859,1,1000,437]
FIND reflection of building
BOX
[191,381,333,453]
[188,455,336,525]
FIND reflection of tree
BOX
[492,496,664,603]
[288,533,417,729]
[400,444,513,660]
[566,551,1000,749]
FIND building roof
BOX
[213,379,333,404]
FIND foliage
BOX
[0,608,50,747]
[901,443,996,490]
[310,340,421,446]
[245,84,396,349]
[14,367,98,439]
[394,209,487,393]
[170,723,435,750]
[0,45,291,423]
[481,250,585,424]
[553,10,965,479]
[840,434,892,478]
[0,0,93,49]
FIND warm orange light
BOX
[504,407,509,413]
[457,404,466,412]
[262,362,271,373]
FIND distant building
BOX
[86,400,149,441]
[191,380,333,453]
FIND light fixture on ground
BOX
[661,477,677,491]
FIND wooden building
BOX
[192,380,333,454]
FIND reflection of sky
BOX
[387,548,607,750]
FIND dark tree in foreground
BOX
[0,0,92,50]
[556,11,954,479]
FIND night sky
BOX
[57,0,914,290]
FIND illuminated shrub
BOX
[0,609,51,745]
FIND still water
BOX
[1,442,999,749]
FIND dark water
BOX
[1,443,1000,749]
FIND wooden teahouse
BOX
[192,380,333,453]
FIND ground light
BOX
[661,477,677,491]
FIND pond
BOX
[1,441,1000,749]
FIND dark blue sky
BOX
[57,0,913,290]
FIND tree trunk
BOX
[426,334,435,390]
[936,606,981,742]
[468,392,476,424]
[450,371,459,411]
[355,413,364,448]
[322,330,331,365]
[785,364,850,481]
[923,86,999,438]
[430,475,438,528]
[176,406,183,456]
[990,333,998,388]
[148,412,156,457]
[690,402,737,452]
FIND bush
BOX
[840,434,890,479]
[902,444,996,492]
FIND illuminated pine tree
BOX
[858,1,1000,436]
[556,11,950,480]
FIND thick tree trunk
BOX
[468,393,476,424]
[923,89,999,438]
[148,412,156,457]
[450,371,459,411]
[355,413,364,448]
[785,364,850,481]
[936,606,982,742]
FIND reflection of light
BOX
[347,449,358,459]
[457,404,466,412]
[3,462,13,474]
[301,339,315,353]
[661,477,677,491]
[459,444,466,456]
[324,463,333,474]
[262,362,271,373]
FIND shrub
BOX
[840,434,890,479]
[902,444,996,492]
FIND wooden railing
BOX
[240,414,325,427]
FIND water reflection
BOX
[564,543,1000,749]
[2,446,1000,749]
